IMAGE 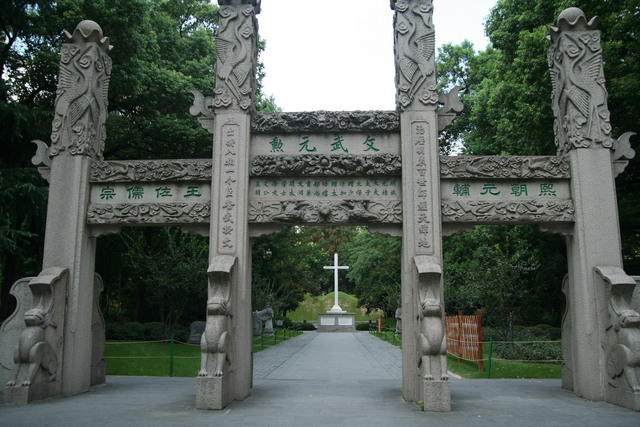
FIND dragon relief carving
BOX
[249,200,402,224]
[442,200,575,223]
[90,159,213,183]
[392,0,437,111]
[49,20,112,160]
[251,111,400,134]
[549,8,635,158]
[251,154,402,177]
[87,203,210,225]
[214,2,259,111]
[440,156,571,179]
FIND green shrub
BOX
[356,322,371,331]
[106,321,188,341]
[484,327,562,361]
[293,321,316,331]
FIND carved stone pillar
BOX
[392,0,449,411]
[549,8,638,410]
[196,0,260,410]
[40,20,111,397]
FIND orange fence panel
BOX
[445,310,484,371]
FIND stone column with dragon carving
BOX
[549,8,638,410]
[195,0,260,410]
[30,20,112,398]
[391,0,450,411]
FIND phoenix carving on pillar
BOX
[549,8,614,154]
[214,3,258,111]
[392,0,437,110]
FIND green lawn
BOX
[105,329,302,377]
[370,331,561,379]
[288,292,383,322]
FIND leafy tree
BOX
[343,229,401,317]
[0,0,276,326]
[251,226,328,316]
[436,0,639,329]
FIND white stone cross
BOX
[323,253,349,313]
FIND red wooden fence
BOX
[445,310,484,371]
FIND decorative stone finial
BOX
[63,20,111,50]
[218,0,261,14]
[50,20,112,159]
[550,7,598,39]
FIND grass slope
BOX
[371,331,561,379]
[287,292,382,322]
[105,329,302,377]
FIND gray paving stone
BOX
[1,331,639,426]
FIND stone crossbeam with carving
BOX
[4,0,637,416]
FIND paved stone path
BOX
[1,331,639,427]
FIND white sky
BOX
[257,0,497,112]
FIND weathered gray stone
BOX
[0,278,33,403]
[549,8,639,412]
[196,0,260,411]
[596,267,640,410]
[188,321,206,344]
[196,376,232,410]
[5,268,68,405]
[252,306,274,337]
[394,0,451,410]
[423,380,451,412]
[561,274,573,391]
[42,19,111,399]
[91,273,106,386]
[395,301,402,335]
[317,313,356,332]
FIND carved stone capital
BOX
[214,2,259,112]
[392,0,437,111]
[49,21,112,160]
[549,8,615,155]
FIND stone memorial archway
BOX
[2,0,639,414]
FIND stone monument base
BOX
[607,388,640,412]
[423,380,451,412]
[317,312,356,332]
[4,382,53,406]
[196,376,232,410]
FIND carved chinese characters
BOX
[50,21,112,159]
[214,3,259,111]
[218,123,240,253]
[413,122,433,251]
[392,0,437,111]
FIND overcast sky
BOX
[257,0,497,112]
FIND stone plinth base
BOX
[4,382,53,406]
[423,380,451,412]
[317,312,355,332]
[607,388,640,412]
[196,376,231,410]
